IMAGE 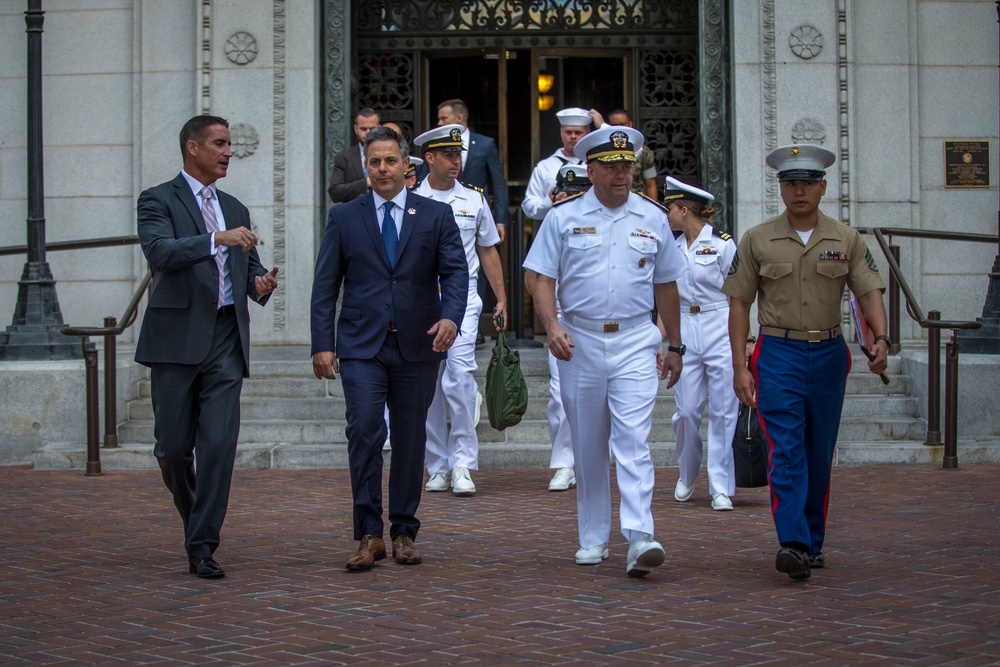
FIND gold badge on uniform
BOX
[790,146,800,156]
[450,128,462,142]
[611,131,628,149]
[572,227,596,234]
[638,258,647,268]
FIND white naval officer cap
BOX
[573,125,644,163]
[555,107,593,127]
[766,144,836,181]
[403,155,422,176]
[414,124,464,152]
[662,176,714,205]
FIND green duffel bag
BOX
[484,318,528,431]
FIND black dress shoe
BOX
[476,332,485,346]
[808,552,826,569]
[189,556,225,579]
[775,547,811,580]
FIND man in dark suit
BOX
[327,108,380,204]
[311,125,468,571]
[135,115,279,579]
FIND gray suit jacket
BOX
[135,173,269,376]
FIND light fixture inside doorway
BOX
[538,73,555,110]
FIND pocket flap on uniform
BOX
[568,235,602,250]
[759,261,793,280]
[816,261,849,279]
[148,293,188,309]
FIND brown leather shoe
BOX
[391,534,422,565]
[345,535,386,571]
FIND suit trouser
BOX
[752,334,851,554]
[546,351,574,469]
[340,331,439,541]
[558,318,661,548]
[425,290,483,473]
[672,307,737,496]
[151,311,243,560]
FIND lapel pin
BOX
[407,208,416,215]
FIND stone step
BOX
[126,392,918,423]
[33,437,1000,472]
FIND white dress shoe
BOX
[626,534,665,578]
[474,390,483,427]
[575,543,609,565]
[451,466,476,496]
[548,467,576,491]
[425,473,449,492]
[711,493,734,511]
[674,479,694,502]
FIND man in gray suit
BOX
[135,115,279,579]
[327,108,380,203]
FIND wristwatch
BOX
[666,344,686,356]
[874,334,891,346]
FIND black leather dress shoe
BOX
[775,547,811,580]
[189,556,225,579]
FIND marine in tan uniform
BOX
[722,144,889,580]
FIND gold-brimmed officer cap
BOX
[663,176,714,205]
[574,125,644,163]
[766,144,836,181]
[403,155,422,176]
[414,124,464,152]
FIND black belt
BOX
[217,304,236,317]
[387,322,398,332]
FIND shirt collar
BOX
[181,169,216,199]
[372,187,408,213]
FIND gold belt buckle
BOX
[604,322,619,333]
[808,330,822,342]
[689,305,701,314]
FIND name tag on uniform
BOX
[819,250,848,260]
[573,227,596,234]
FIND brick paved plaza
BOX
[2,464,998,665]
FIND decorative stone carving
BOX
[762,0,778,216]
[699,0,731,232]
[225,31,259,65]
[837,0,851,225]
[229,123,259,158]
[791,118,826,145]
[789,25,823,60]
[272,1,287,331]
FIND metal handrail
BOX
[60,268,151,476]
[0,234,139,257]
[859,226,987,469]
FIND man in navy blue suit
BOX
[311,125,469,571]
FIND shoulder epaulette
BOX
[552,191,587,207]
[637,191,669,215]
[411,179,423,190]
[713,228,732,241]
[461,181,484,194]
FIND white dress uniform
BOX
[522,150,584,221]
[523,187,685,549]
[672,223,738,498]
[416,178,501,474]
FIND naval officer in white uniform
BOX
[663,176,739,511]
[523,125,686,578]
[413,124,507,496]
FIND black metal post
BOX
[942,331,960,469]
[506,209,542,349]
[0,0,79,360]
[103,317,119,448]
[960,1,1000,353]
[83,338,102,476]
[924,311,942,447]
[888,243,901,355]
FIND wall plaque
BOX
[944,141,990,188]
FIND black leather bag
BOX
[733,401,768,488]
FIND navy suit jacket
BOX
[327,144,368,203]
[310,190,469,363]
[135,173,269,376]
[417,131,509,226]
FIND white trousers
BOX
[425,290,484,473]
[547,351,574,469]
[558,317,662,548]
[671,307,738,496]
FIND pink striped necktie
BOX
[200,186,226,307]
